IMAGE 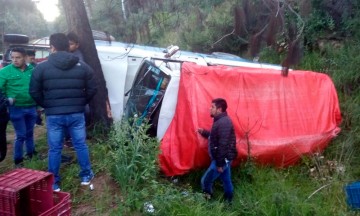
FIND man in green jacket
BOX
[0,47,37,166]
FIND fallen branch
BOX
[307,183,331,200]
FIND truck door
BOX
[124,60,170,136]
[125,57,143,104]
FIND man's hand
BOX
[217,166,223,173]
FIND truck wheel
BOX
[3,34,29,44]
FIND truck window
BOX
[124,61,170,129]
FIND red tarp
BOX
[159,62,342,176]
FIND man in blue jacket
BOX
[29,33,97,192]
[197,98,237,203]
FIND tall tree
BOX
[90,0,123,39]
[0,0,48,39]
[60,0,112,128]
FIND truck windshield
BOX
[124,60,170,130]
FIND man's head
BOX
[26,50,36,66]
[10,47,27,69]
[49,33,69,52]
[210,98,227,117]
[67,32,80,53]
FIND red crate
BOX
[0,168,54,216]
[39,191,71,216]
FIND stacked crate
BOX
[0,168,71,216]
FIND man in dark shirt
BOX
[197,98,237,203]
[26,50,37,67]
[67,32,84,61]
[26,50,44,126]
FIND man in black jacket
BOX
[29,33,97,192]
[197,98,237,203]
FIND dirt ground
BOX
[71,173,122,216]
[0,125,122,215]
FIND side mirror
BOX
[164,45,179,58]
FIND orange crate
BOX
[39,191,71,216]
[0,168,54,216]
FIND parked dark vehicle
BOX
[3,34,29,44]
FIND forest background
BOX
[1,0,360,215]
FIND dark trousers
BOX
[0,112,9,162]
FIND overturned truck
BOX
[96,41,341,176]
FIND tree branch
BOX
[286,2,305,41]
[211,29,235,48]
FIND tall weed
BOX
[107,120,159,211]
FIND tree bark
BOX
[84,0,94,19]
[60,0,112,129]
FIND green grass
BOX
[0,118,357,215]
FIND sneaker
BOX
[223,192,233,203]
[14,163,24,169]
[81,173,94,186]
[24,151,37,160]
[203,192,213,200]
[14,159,24,168]
[53,184,61,192]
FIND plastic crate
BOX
[39,191,71,216]
[345,181,360,209]
[0,168,54,216]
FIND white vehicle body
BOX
[95,40,283,139]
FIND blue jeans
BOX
[201,160,234,201]
[9,106,37,164]
[46,112,93,184]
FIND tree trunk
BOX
[60,0,112,129]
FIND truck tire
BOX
[3,34,29,44]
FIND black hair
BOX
[50,33,69,51]
[11,47,26,56]
[67,32,80,44]
[212,98,228,112]
[26,50,36,56]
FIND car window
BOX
[2,45,50,67]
